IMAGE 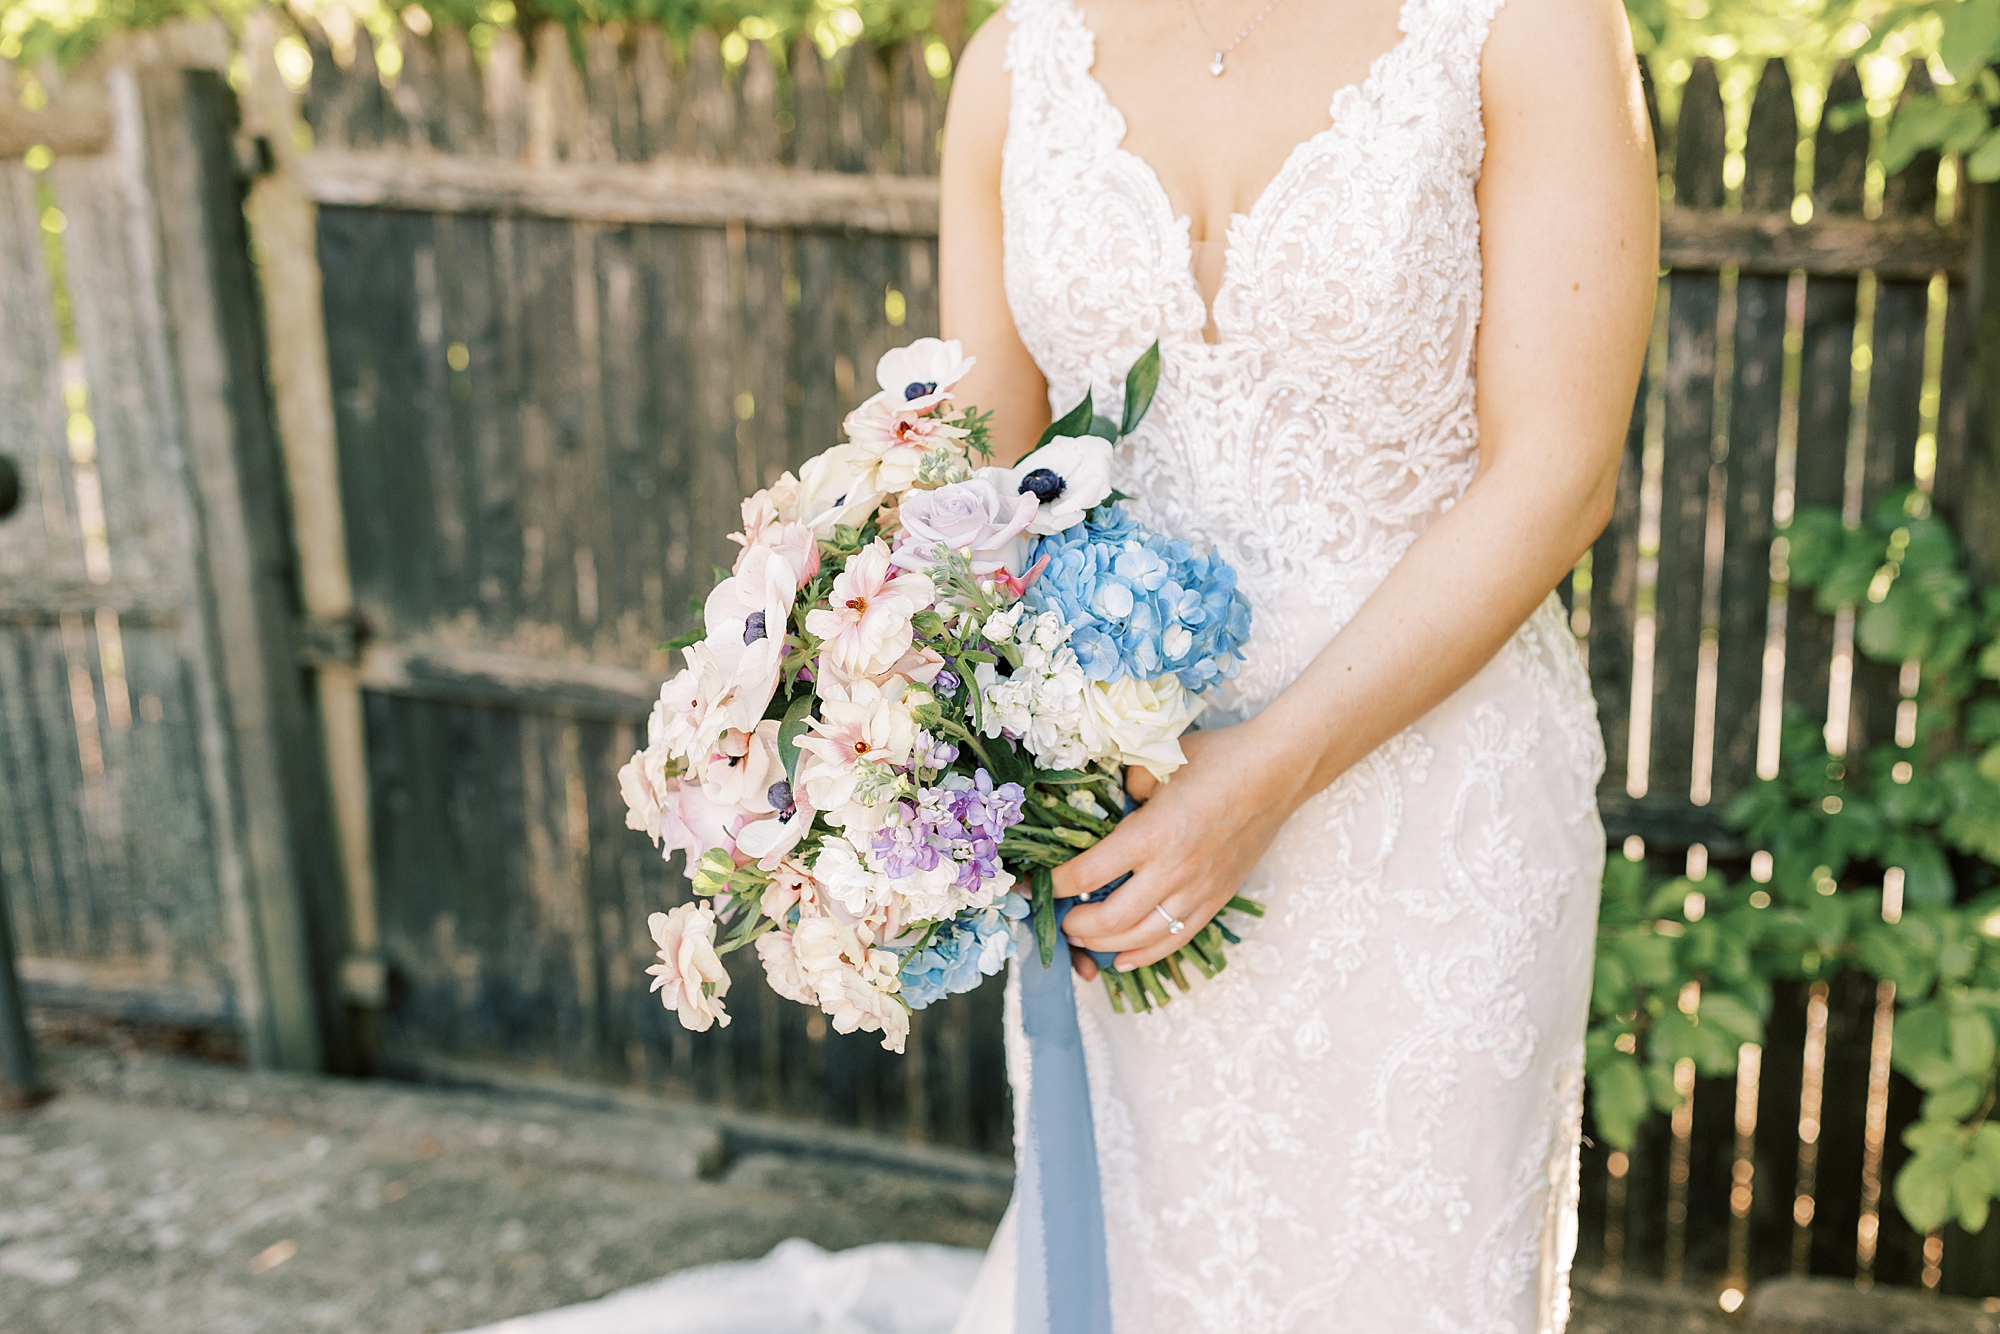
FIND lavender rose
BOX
[893,476,1039,576]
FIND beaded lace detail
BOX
[952,1,1609,1331]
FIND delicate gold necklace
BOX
[1183,0,1288,75]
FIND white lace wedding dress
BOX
[952,0,1608,1330]
[458,1,1605,1330]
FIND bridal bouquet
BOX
[619,338,1258,1052]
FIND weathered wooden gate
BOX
[0,31,334,1070]
[264,18,1008,1146]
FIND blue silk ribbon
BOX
[1013,880,1123,1334]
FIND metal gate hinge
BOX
[296,614,363,667]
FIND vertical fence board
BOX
[1785,63,1869,738]
[1712,60,1793,802]
[1647,60,1725,806]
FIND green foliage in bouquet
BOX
[1587,483,2000,1237]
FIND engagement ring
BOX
[1155,905,1186,935]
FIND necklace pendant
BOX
[1208,50,1226,75]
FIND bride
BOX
[935,0,1656,1329]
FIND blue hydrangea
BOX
[897,895,1028,1010]
[1026,504,1252,691]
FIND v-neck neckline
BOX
[1061,0,1424,345]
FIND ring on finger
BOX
[1154,904,1186,935]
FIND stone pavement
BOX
[7,1044,2000,1334]
[0,1047,1008,1334]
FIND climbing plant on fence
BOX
[1589,484,2000,1235]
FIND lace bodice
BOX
[956,4,1608,1331]
[1002,0,1499,715]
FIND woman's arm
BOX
[938,15,1053,465]
[1059,0,1658,971]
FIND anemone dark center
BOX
[742,610,767,644]
[904,380,938,401]
[767,780,795,817]
[1019,468,1066,503]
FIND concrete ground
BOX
[7,1041,2000,1334]
[0,1045,1008,1334]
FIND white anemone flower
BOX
[871,338,976,414]
[1008,435,1116,534]
[704,545,798,733]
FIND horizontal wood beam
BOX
[1661,207,1968,280]
[0,578,184,625]
[294,149,1971,278]
[18,956,235,1029]
[355,639,660,722]
[0,92,112,158]
[296,148,942,235]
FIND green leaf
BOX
[1971,1122,2000,1184]
[1592,952,1633,1017]
[1954,1006,1999,1076]
[1899,1003,1966,1089]
[1616,930,1676,987]
[1943,2,2000,80]
[1031,867,1057,967]
[777,692,816,785]
[1895,1141,1962,1233]
[1782,508,1850,588]
[1957,1162,1993,1233]
[1904,840,1959,907]
[1700,993,1764,1047]
[1086,414,1120,440]
[1925,1076,1987,1123]
[1859,589,1939,662]
[1119,341,1162,437]
[1646,1058,1683,1113]
[1588,1056,1650,1151]
[1036,390,1094,448]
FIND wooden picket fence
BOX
[3,12,2000,1296]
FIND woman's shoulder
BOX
[941,14,1015,158]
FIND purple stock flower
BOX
[867,769,1026,890]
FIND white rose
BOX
[1079,675,1206,782]
[1009,435,1115,535]
[646,904,732,1031]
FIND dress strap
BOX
[1420,0,1510,85]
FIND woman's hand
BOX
[1055,720,1310,976]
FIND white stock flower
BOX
[810,835,898,919]
[1009,435,1115,535]
[975,612,1092,771]
[646,903,732,1031]
[1079,674,1206,782]
[872,338,976,413]
[981,604,1025,644]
